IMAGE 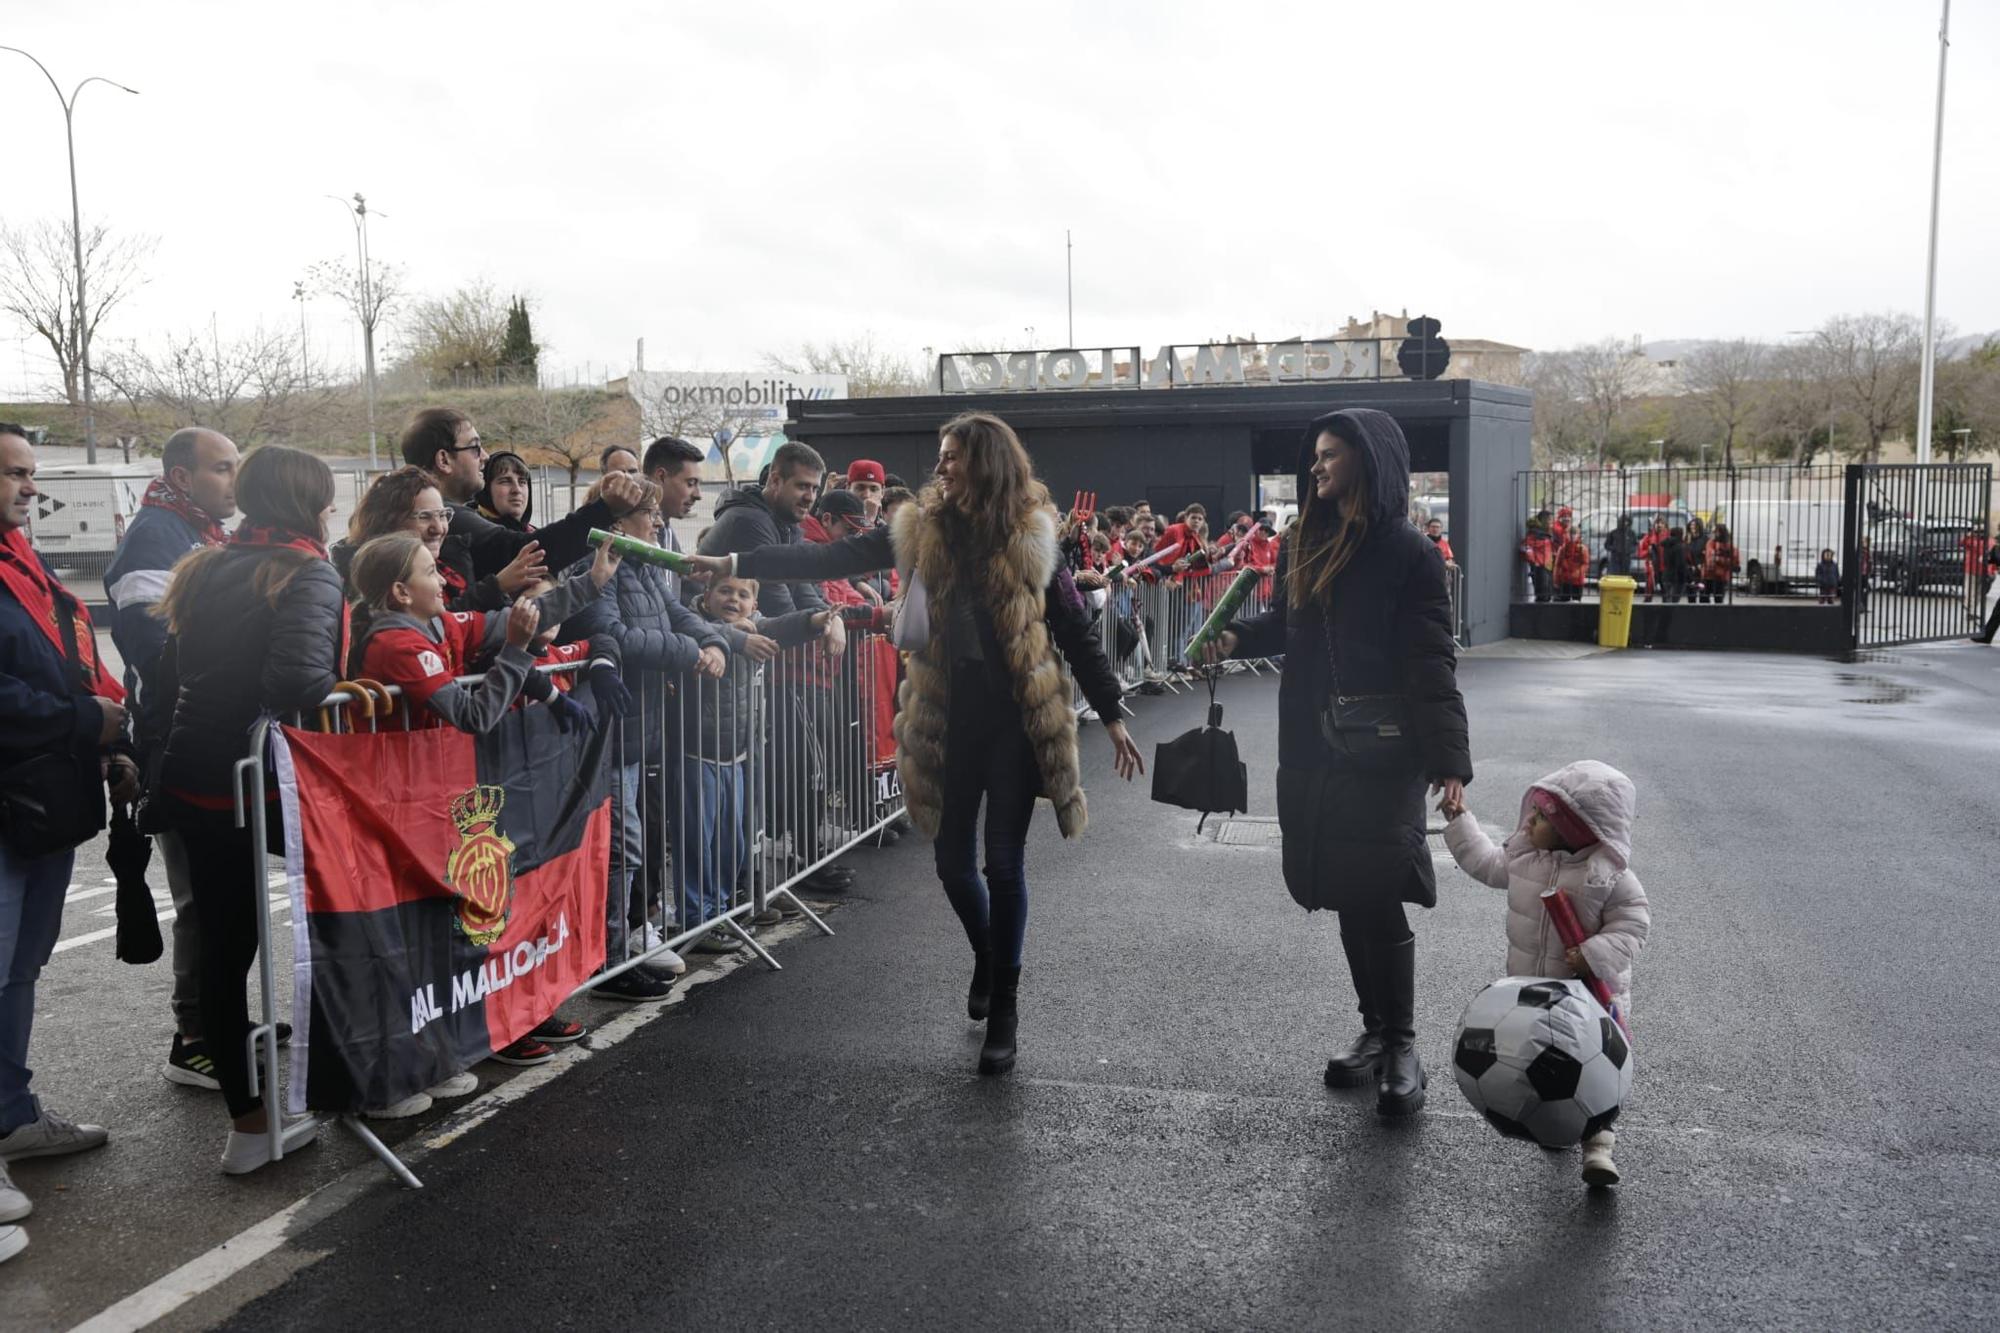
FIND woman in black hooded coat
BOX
[1215,409,1471,1116]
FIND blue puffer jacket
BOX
[104,503,218,757]
[0,547,104,770]
[563,557,728,758]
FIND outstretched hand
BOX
[683,553,732,581]
[1104,720,1144,782]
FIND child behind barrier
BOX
[681,574,830,944]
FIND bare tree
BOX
[762,334,922,397]
[396,279,522,384]
[0,219,154,407]
[1813,313,1924,463]
[1569,339,1639,464]
[486,385,626,490]
[1755,340,1841,466]
[1522,349,1590,465]
[96,324,351,450]
[1933,338,2000,461]
[1680,339,1769,469]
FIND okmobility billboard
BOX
[627,369,848,480]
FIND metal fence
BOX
[1514,464,1851,604]
[234,626,902,1185]
[1845,462,1995,649]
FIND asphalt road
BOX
[12,641,2000,1330]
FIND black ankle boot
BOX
[978,966,1020,1075]
[1325,918,1384,1089]
[968,952,993,1022]
[1374,934,1425,1117]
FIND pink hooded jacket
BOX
[1443,760,1650,1005]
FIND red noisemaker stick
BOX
[1540,887,1626,1032]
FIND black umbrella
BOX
[1150,683,1248,835]
[109,806,163,964]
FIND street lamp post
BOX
[1915,0,1953,467]
[1,46,138,465]
[329,193,382,470]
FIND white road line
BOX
[63,914,823,1332]
[53,898,289,955]
[63,886,119,904]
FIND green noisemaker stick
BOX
[1182,567,1262,660]
[589,528,693,574]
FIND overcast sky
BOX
[3,0,1996,397]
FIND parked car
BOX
[1869,519,1978,594]
[24,462,159,575]
[1573,506,1694,578]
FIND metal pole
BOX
[356,195,380,471]
[1916,0,1951,467]
[1066,229,1073,346]
[1,50,137,464]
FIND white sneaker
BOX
[0,1159,28,1222]
[627,931,686,975]
[426,1072,478,1099]
[639,921,666,953]
[362,1092,433,1120]
[220,1116,320,1176]
[0,1223,25,1266]
[0,1108,108,1160]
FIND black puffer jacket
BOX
[1229,408,1471,912]
[562,558,728,757]
[154,549,345,810]
[697,485,829,617]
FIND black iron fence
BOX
[1513,465,1852,605]
[1845,463,1995,649]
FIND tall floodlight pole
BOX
[1065,229,1074,347]
[329,193,383,469]
[1915,0,1952,467]
[1,46,138,464]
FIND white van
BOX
[1712,498,1845,595]
[26,462,160,574]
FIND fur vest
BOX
[888,502,1088,839]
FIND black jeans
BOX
[177,812,268,1119]
[932,664,1039,968]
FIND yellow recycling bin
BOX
[1597,576,1637,649]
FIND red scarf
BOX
[141,476,226,547]
[441,561,470,601]
[231,524,349,674]
[0,527,125,701]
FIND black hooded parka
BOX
[1228,409,1472,913]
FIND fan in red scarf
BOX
[0,527,125,703]
[139,474,226,547]
[232,523,351,669]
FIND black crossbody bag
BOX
[1315,619,1414,767]
[0,589,108,857]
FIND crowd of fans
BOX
[0,411,1333,1262]
[1519,506,1743,605]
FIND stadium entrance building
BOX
[784,339,1531,647]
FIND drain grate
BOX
[1210,817,1284,847]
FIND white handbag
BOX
[890,570,931,652]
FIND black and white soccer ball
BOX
[1452,976,1632,1147]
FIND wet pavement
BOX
[10,642,2000,1330]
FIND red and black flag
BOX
[272,705,611,1114]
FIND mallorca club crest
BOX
[445,785,515,947]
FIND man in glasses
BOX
[400,407,645,580]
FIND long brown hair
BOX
[921,412,1049,575]
[159,446,334,631]
[1285,427,1370,610]
[348,466,439,546]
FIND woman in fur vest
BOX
[688,412,1143,1076]
[1208,409,1471,1117]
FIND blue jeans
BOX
[933,668,1038,968]
[0,841,73,1132]
[677,756,745,926]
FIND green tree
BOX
[501,296,539,380]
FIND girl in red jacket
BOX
[1554,530,1591,602]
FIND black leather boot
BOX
[1324,917,1384,1089]
[968,952,993,1022]
[1374,934,1426,1117]
[978,966,1020,1075]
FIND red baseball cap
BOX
[847,459,885,486]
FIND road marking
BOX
[63,912,824,1332]
[64,886,119,904]
[53,896,288,955]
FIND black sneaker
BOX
[803,865,854,893]
[164,1035,220,1091]
[595,968,676,1003]
[531,1017,586,1044]
[491,1036,555,1067]
[693,931,743,954]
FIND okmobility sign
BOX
[937,341,1387,393]
[627,369,848,479]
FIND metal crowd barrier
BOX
[234,629,905,1186]
[1074,566,1282,715]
